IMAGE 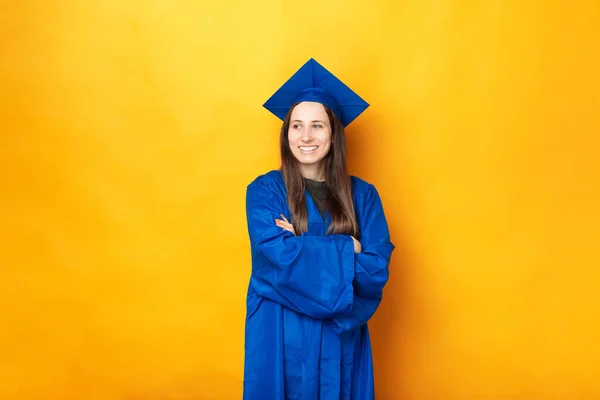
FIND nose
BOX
[300,128,313,142]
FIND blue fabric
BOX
[262,58,370,127]
[243,170,395,399]
[293,87,341,119]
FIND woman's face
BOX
[287,102,332,170]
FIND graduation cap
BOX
[263,58,369,127]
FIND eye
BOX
[292,123,302,129]
[313,124,323,129]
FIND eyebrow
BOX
[291,119,327,124]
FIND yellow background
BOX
[1,1,599,399]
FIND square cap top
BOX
[263,58,369,127]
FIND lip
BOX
[298,145,319,154]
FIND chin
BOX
[296,155,323,164]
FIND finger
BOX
[279,224,292,232]
[276,221,292,230]
[280,214,289,223]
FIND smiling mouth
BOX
[299,146,318,153]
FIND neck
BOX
[299,162,326,182]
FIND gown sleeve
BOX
[333,184,395,334]
[245,178,355,319]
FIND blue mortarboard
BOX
[263,58,369,127]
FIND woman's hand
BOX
[351,236,362,254]
[275,214,296,235]
[275,215,361,254]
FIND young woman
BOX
[243,59,395,399]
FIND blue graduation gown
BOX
[243,170,395,399]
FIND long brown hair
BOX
[279,103,359,238]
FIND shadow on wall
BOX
[345,99,432,398]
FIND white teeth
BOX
[299,146,318,151]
